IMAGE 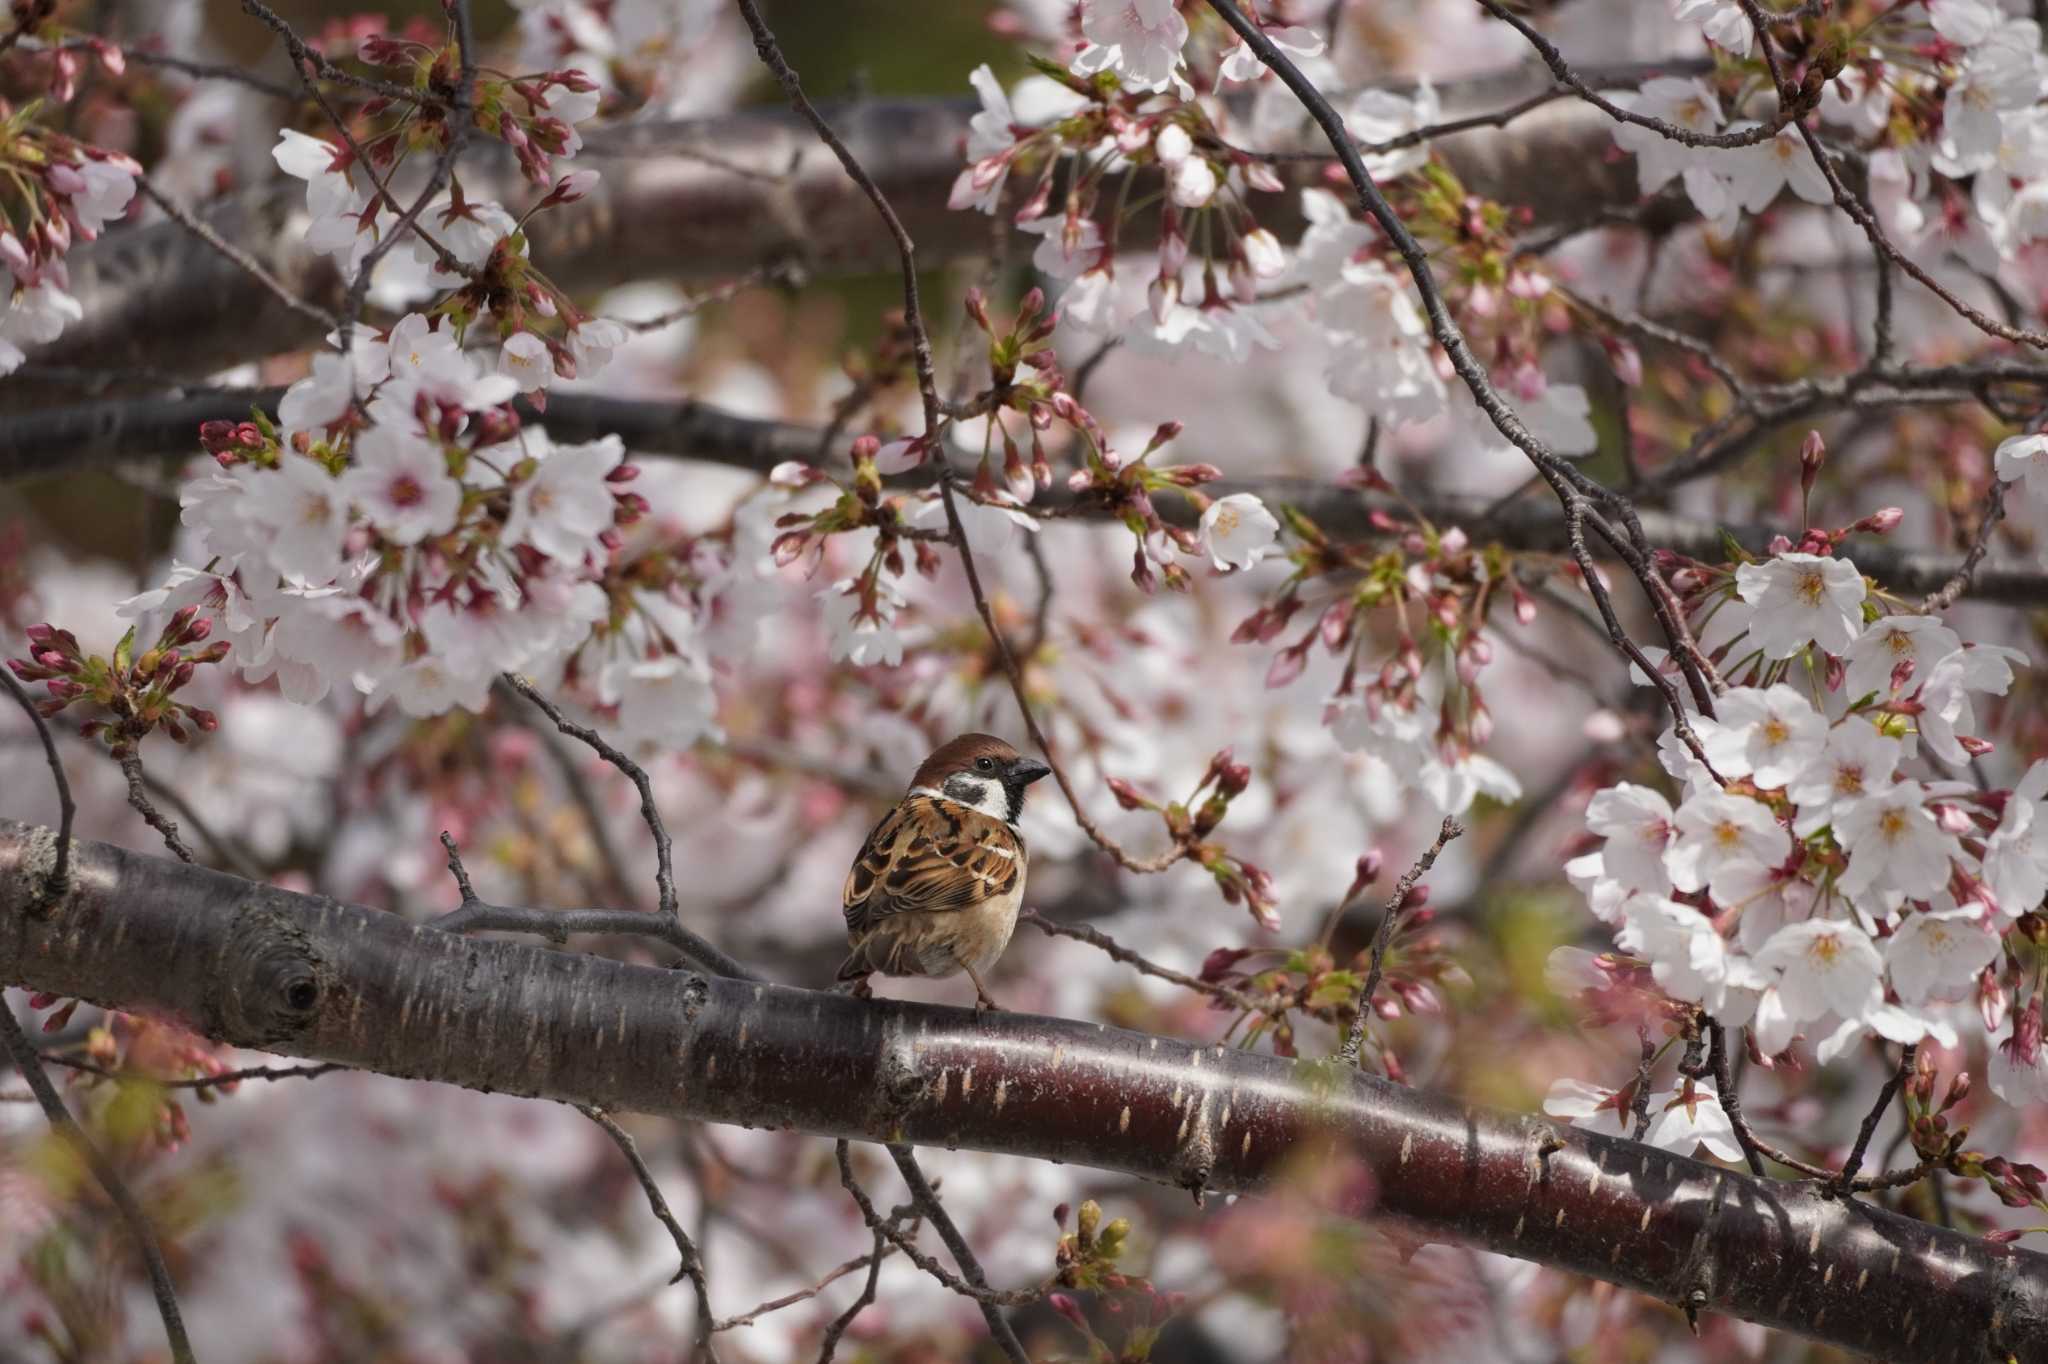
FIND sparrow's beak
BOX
[1009,757,1053,786]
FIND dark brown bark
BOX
[2,818,2043,1361]
[6,386,2044,609]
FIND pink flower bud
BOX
[1800,429,1826,491]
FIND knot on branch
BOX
[204,889,331,1046]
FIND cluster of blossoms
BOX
[269,21,622,389]
[768,288,1283,664]
[1637,0,2048,271]
[506,0,724,112]
[0,109,138,374]
[1553,534,2048,1157]
[1223,475,1526,816]
[954,4,1594,449]
[114,310,729,753]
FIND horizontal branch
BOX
[1,819,2043,1360]
[12,84,1649,395]
[5,387,2042,606]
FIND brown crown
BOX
[910,733,1022,789]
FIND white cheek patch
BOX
[922,776,1013,821]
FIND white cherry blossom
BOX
[243,457,351,584]
[1198,493,1280,571]
[600,652,719,750]
[1585,783,1675,896]
[1994,431,2048,488]
[1710,684,1827,788]
[1984,761,2048,917]
[1886,906,2001,1004]
[1786,720,1902,837]
[1842,614,1962,699]
[1733,553,1866,658]
[502,433,624,562]
[1754,918,1884,1024]
[1835,780,1956,903]
[1674,0,1751,55]
[1220,25,1323,83]
[1666,789,1787,905]
[821,577,906,667]
[1072,0,1188,95]
[341,424,462,546]
[1346,80,1440,181]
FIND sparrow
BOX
[839,733,1053,1010]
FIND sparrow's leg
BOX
[846,974,874,1000]
[961,961,1001,1013]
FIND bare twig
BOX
[1338,818,1462,1066]
[815,1226,887,1363]
[885,1145,1031,1364]
[238,0,427,105]
[499,673,678,922]
[53,40,301,99]
[0,666,74,899]
[1021,909,1258,1012]
[831,1141,1048,1310]
[44,1054,347,1090]
[1834,1044,1916,1194]
[579,1105,720,1362]
[711,1242,899,1333]
[731,0,941,437]
[133,174,337,332]
[117,749,195,864]
[0,1005,196,1364]
[1921,479,2013,614]
[433,832,758,982]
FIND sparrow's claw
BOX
[963,962,1001,1013]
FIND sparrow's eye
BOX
[975,756,994,771]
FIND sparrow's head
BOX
[911,733,1052,826]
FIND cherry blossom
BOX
[1983,762,2048,917]
[1842,614,1962,700]
[1345,80,1440,181]
[1754,918,1884,1026]
[1785,720,1902,838]
[1732,553,1866,659]
[341,425,463,546]
[1665,789,1787,905]
[1673,0,1752,55]
[1612,77,1722,199]
[1885,907,2001,1005]
[241,457,351,585]
[502,434,627,562]
[821,576,907,667]
[1708,684,1827,788]
[950,64,1021,213]
[1619,896,1760,1019]
[1198,494,1280,571]
[1220,24,1323,82]
[1834,780,1957,904]
[1072,0,1189,96]
[1994,430,2047,489]
[1584,783,1674,896]
[599,652,720,750]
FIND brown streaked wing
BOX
[842,795,1023,937]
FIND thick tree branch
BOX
[2,820,2044,1361]
[8,386,2041,608]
